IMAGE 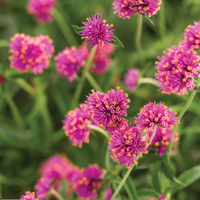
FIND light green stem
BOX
[0,40,9,48]
[85,72,102,91]
[168,77,200,156]
[71,45,97,109]
[87,124,109,138]
[50,189,65,200]
[4,94,24,129]
[111,125,157,200]
[159,0,166,37]
[138,77,157,86]
[53,8,78,46]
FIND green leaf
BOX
[109,36,124,48]
[152,165,163,193]
[137,188,159,199]
[141,13,154,26]
[123,170,139,200]
[58,180,68,198]
[160,158,174,181]
[86,43,92,53]
[106,174,121,185]
[72,25,84,35]
[137,154,167,169]
[171,165,200,194]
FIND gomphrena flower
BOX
[27,0,56,23]
[55,46,86,82]
[181,21,200,51]
[21,191,37,200]
[62,104,93,147]
[76,164,103,199]
[108,124,147,168]
[9,33,54,74]
[135,101,179,132]
[104,188,112,200]
[79,13,115,48]
[155,45,200,95]
[124,67,140,91]
[81,42,115,74]
[0,74,5,85]
[86,87,130,131]
[146,127,179,156]
[112,0,162,19]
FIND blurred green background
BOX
[0,0,200,199]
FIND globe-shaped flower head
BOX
[79,13,115,48]
[135,101,179,132]
[181,21,200,51]
[9,33,54,74]
[21,191,37,200]
[108,124,147,168]
[155,45,200,95]
[112,0,162,19]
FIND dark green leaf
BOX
[109,36,124,48]
[137,154,167,169]
[137,188,159,199]
[171,165,200,194]
[72,25,84,35]
[152,165,163,193]
[160,158,174,181]
[123,170,139,200]
[86,43,92,53]
[106,174,121,185]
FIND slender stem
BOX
[85,72,102,91]
[4,94,24,129]
[0,184,2,200]
[138,77,157,86]
[0,40,9,48]
[87,124,109,139]
[159,0,166,37]
[53,8,78,46]
[135,14,143,66]
[111,125,157,200]
[50,189,65,200]
[71,45,97,109]
[14,78,36,97]
[168,78,200,156]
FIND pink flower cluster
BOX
[124,67,140,91]
[9,33,54,74]
[155,45,200,95]
[62,104,93,147]
[79,13,115,48]
[112,0,162,19]
[135,101,179,132]
[55,46,86,82]
[147,127,179,156]
[108,124,147,168]
[21,191,37,200]
[85,87,130,131]
[27,0,56,23]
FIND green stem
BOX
[85,72,102,91]
[135,14,143,66]
[87,124,109,139]
[111,125,157,200]
[159,0,166,37]
[53,8,78,46]
[50,189,65,200]
[14,78,36,97]
[71,45,97,109]
[0,40,9,48]
[168,78,200,156]
[4,94,24,129]
[138,77,157,86]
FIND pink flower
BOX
[55,46,86,82]
[21,191,37,200]
[104,188,112,200]
[76,164,103,199]
[62,104,93,147]
[0,74,5,85]
[146,127,179,156]
[85,87,130,131]
[112,0,162,19]
[79,13,115,48]
[124,68,140,91]
[108,124,147,168]
[181,21,200,51]
[155,45,200,95]
[135,101,179,132]
[9,33,54,74]
[27,0,56,23]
